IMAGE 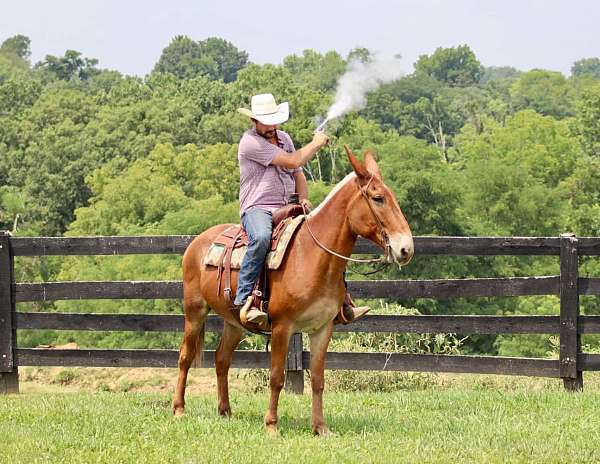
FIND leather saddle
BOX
[214,203,304,303]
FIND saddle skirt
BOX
[204,214,305,270]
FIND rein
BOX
[301,175,392,267]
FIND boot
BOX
[334,292,370,325]
[239,295,269,326]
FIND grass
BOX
[2,384,600,463]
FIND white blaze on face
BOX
[388,233,414,265]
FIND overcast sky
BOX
[2,0,599,77]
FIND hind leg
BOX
[172,290,209,416]
[215,321,245,416]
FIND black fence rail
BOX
[1,232,600,394]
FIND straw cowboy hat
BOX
[237,93,289,125]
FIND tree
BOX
[510,69,574,118]
[365,75,471,158]
[480,66,521,84]
[0,35,31,60]
[283,49,346,92]
[455,110,578,235]
[347,47,373,64]
[153,35,248,82]
[571,58,600,79]
[36,50,99,81]
[414,45,483,87]
[574,84,600,157]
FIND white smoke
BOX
[319,56,404,129]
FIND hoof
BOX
[313,425,333,437]
[173,407,185,418]
[218,407,232,418]
[265,424,279,436]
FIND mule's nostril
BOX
[400,247,409,258]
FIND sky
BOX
[1,0,599,77]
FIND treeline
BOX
[1,34,599,356]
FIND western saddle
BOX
[213,203,304,312]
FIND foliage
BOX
[414,44,483,87]
[35,50,99,81]
[573,83,600,158]
[283,49,346,92]
[510,69,574,118]
[480,66,521,84]
[153,35,248,82]
[571,57,600,79]
[0,34,31,61]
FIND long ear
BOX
[344,145,369,180]
[364,150,382,179]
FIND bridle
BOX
[301,174,393,266]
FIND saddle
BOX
[206,204,305,305]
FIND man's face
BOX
[253,119,278,139]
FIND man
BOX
[235,93,368,325]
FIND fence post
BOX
[559,233,582,391]
[0,232,18,394]
[285,332,304,394]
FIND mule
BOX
[172,146,414,435]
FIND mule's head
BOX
[344,145,414,266]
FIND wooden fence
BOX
[1,231,600,394]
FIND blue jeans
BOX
[234,208,273,305]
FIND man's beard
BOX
[257,127,276,139]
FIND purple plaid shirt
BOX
[238,128,300,216]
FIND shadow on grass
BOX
[232,410,386,436]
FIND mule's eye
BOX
[373,196,385,205]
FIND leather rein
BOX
[301,175,392,266]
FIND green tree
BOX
[510,69,574,118]
[480,66,521,84]
[0,36,31,79]
[571,57,600,79]
[347,47,373,64]
[456,110,578,235]
[35,50,99,81]
[0,34,31,61]
[561,156,600,236]
[153,35,248,82]
[573,84,600,157]
[414,45,483,87]
[283,49,346,92]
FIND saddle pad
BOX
[203,215,305,270]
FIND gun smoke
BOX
[317,56,404,131]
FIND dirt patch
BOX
[19,367,250,394]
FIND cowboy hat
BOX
[237,93,289,125]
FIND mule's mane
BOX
[308,172,356,218]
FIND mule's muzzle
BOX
[389,234,414,266]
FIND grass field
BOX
[3,371,600,463]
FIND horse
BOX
[172,146,414,435]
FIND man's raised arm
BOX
[271,132,329,169]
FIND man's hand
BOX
[300,198,312,212]
[312,132,329,148]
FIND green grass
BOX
[2,389,600,463]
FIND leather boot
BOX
[334,292,370,325]
[239,296,269,326]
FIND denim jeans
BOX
[234,208,273,305]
